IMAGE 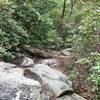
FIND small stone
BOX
[21,57,34,67]
[61,48,72,56]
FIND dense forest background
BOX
[0,0,100,99]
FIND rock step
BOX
[28,64,74,97]
[0,61,86,100]
[0,62,41,100]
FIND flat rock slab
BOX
[0,64,41,100]
[57,93,86,100]
[30,64,73,97]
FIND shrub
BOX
[77,52,100,99]
[0,0,60,60]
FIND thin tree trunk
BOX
[59,0,66,27]
[69,0,77,17]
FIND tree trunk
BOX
[69,0,77,17]
[59,0,66,27]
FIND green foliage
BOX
[61,1,100,99]
[62,0,100,55]
[89,52,100,92]
[31,0,57,14]
[10,0,59,48]
[0,0,60,60]
[0,29,13,60]
[77,52,100,99]
[0,2,30,60]
[77,1,100,35]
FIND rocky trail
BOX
[0,47,87,100]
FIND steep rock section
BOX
[0,62,42,100]
[29,64,73,97]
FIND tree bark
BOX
[59,0,66,27]
[23,46,53,58]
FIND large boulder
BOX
[29,64,73,97]
[0,62,41,100]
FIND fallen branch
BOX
[23,46,53,58]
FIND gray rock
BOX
[0,61,16,68]
[40,94,51,100]
[0,66,42,100]
[30,64,73,97]
[40,59,58,66]
[61,48,72,56]
[57,93,86,100]
[21,57,34,67]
